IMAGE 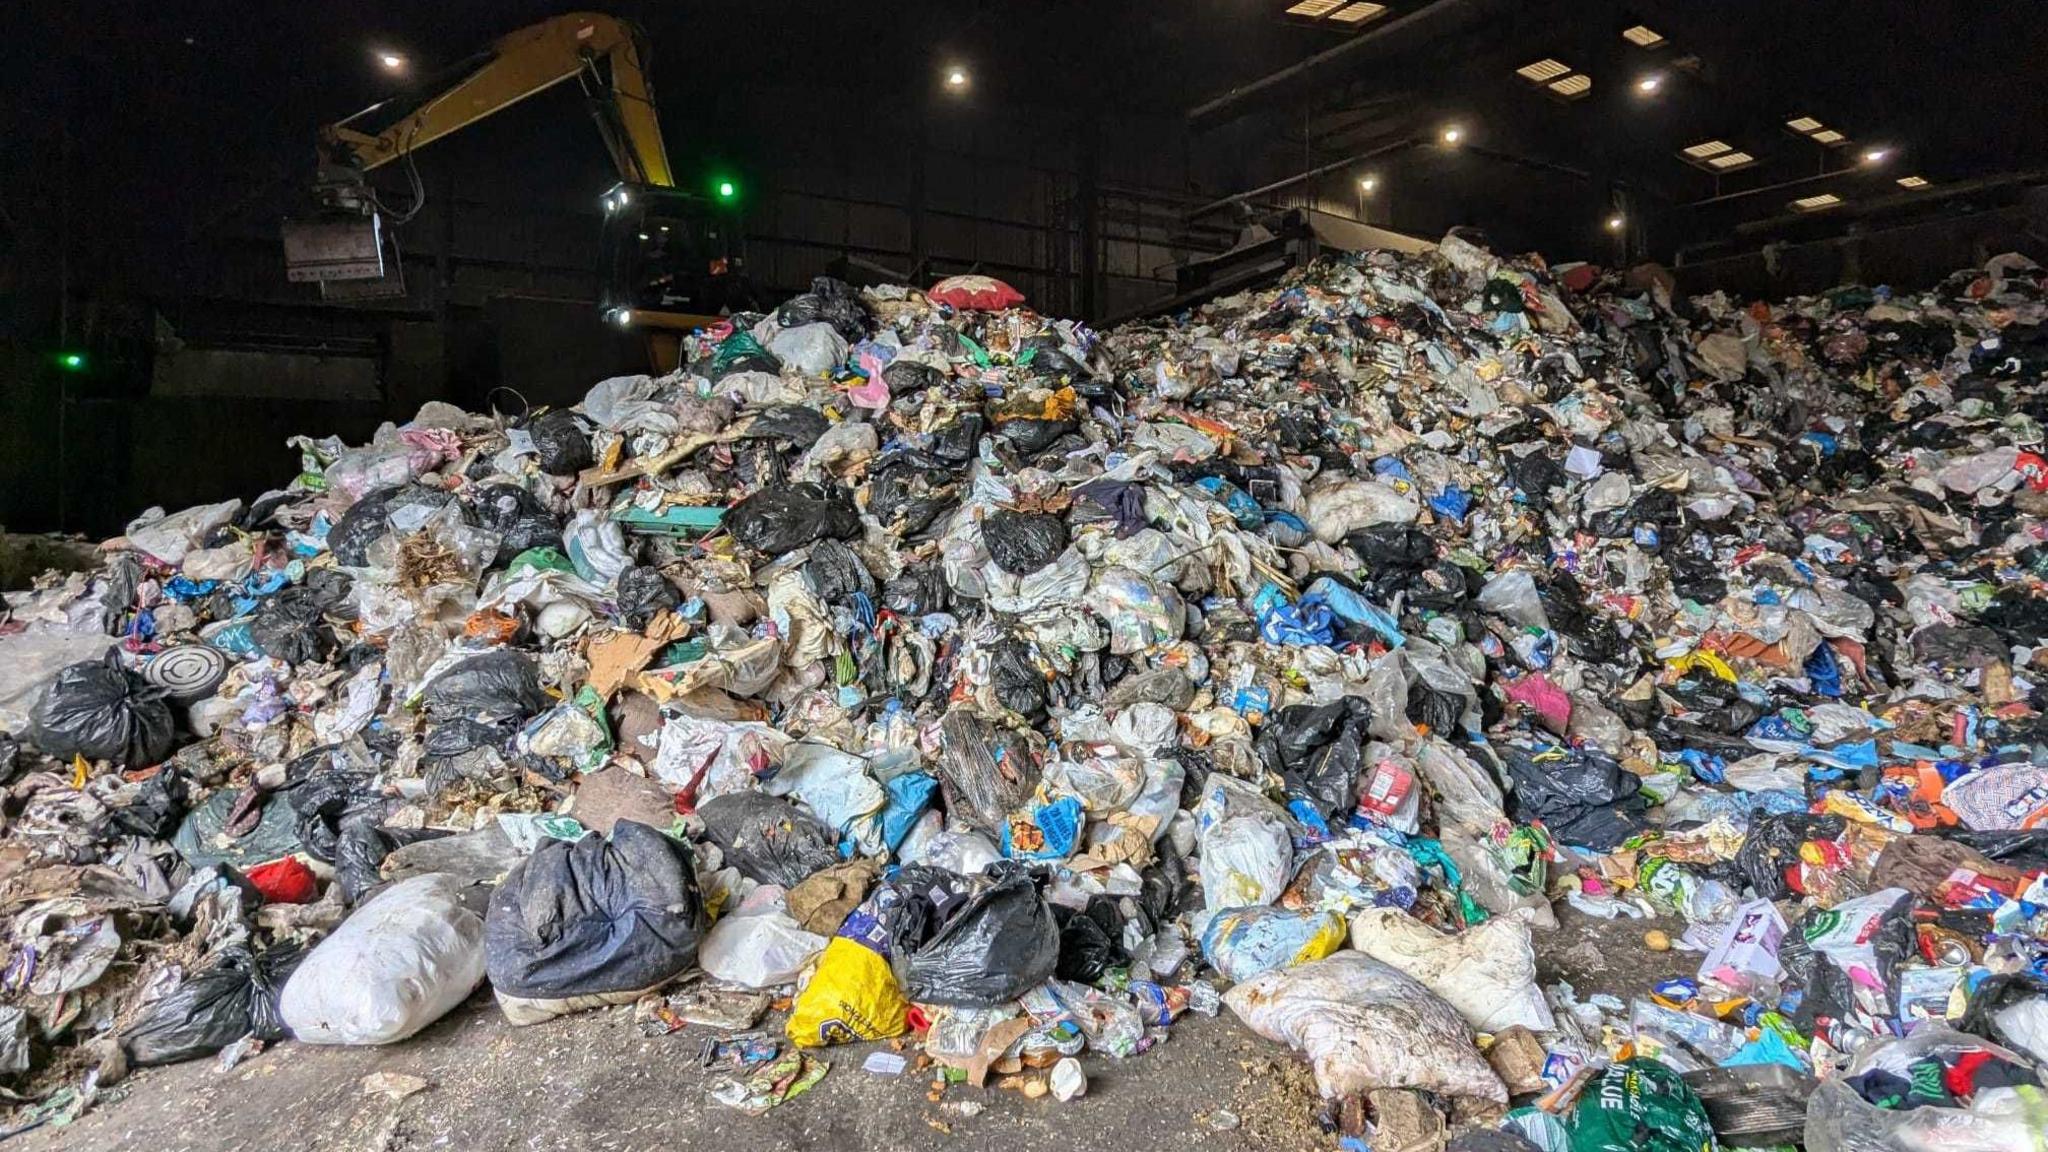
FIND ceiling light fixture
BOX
[1706,150,1756,170]
[1440,125,1463,145]
[1682,140,1733,159]
[1359,175,1378,193]
[1792,193,1843,211]
[1517,58,1572,83]
[1861,148,1889,165]
[1785,116,1823,134]
[1606,215,1625,232]
[1548,74,1592,99]
[945,66,968,87]
[1621,24,1666,48]
[377,51,405,70]
[1327,2,1387,24]
[1810,129,1846,146]
[1636,75,1662,93]
[1896,175,1930,189]
[1283,0,1347,15]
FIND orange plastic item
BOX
[462,610,523,645]
[245,856,320,904]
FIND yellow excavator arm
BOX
[319,11,673,188]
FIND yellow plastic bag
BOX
[787,938,907,1048]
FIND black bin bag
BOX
[484,820,705,1001]
[528,410,593,476]
[420,650,549,724]
[121,940,305,1066]
[30,652,177,767]
[1255,697,1374,820]
[900,869,1059,1007]
[725,483,862,557]
[695,790,840,889]
[981,509,1069,575]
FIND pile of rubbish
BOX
[1,243,2046,1149]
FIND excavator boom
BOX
[287,11,744,370]
[320,12,672,187]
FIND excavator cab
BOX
[595,183,759,330]
[285,14,749,366]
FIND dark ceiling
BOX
[8,0,2046,296]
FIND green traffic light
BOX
[716,180,736,200]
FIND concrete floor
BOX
[17,907,1695,1152]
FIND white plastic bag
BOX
[700,904,828,989]
[906,829,1003,876]
[123,500,243,565]
[564,510,632,587]
[1224,952,1507,1103]
[1347,907,1554,1032]
[279,873,485,1045]
[1198,815,1292,911]
[762,743,887,855]
[1306,480,1420,543]
[768,322,849,376]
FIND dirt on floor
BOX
[14,906,1696,1152]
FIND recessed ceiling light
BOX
[1637,75,1662,93]
[1548,74,1592,98]
[1785,116,1824,134]
[1792,193,1843,211]
[1896,175,1929,189]
[1328,2,1387,24]
[1810,129,1847,146]
[1682,140,1733,159]
[1706,151,1756,170]
[1622,25,1666,48]
[1284,0,1347,15]
[1517,58,1572,83]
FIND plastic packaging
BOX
[1201,905,1346,984]
[1199,815,1293,911]
[700,902,829,989]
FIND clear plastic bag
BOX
[1804,1028,2047,1152]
